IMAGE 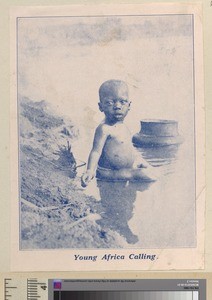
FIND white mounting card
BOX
[10,3,205,271]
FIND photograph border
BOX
[10,3,205,271]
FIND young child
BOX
[81,80,156,187]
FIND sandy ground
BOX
[20,97,127,249]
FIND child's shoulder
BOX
[95,122,112,135]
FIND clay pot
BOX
[132,119,183,147]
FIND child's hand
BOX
[81,171,94,187]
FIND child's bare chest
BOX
[101,124,135,168]
[106,124,132,144]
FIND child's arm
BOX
[81,124,108,187]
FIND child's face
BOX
[99,86,130,122]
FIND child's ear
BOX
[98,102,104,112]
[128,101,131,110]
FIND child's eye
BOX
[105,99,129,106]
[106,100,114,106]
[120,100,128,105]
[120,100,129,105]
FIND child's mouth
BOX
[114,114,123,119]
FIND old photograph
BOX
[10,4,205,271]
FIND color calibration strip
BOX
[3,278,205,300]
[53,291,198,300]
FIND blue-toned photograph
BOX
[18,14,196,249]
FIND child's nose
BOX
[114,101,122,109]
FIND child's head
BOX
[98,80,131,122]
